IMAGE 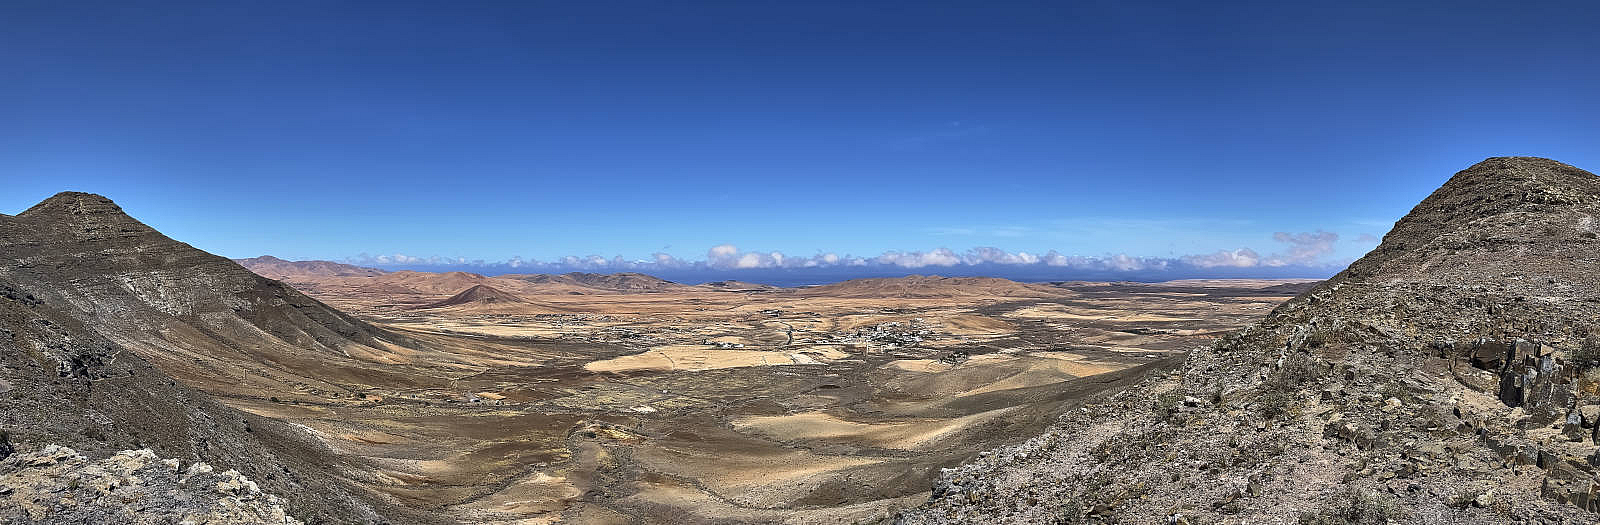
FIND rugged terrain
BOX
[230,260,1308,523]
[897,157,1600,523]
[1,192,1313,523]
[0,195,440,523]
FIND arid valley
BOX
[221,257,1313,523]
[7,3,1597,523]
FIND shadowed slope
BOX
[0,274,441,523]
[0,192,429,398]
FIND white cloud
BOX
[1180,231,1341,268]
[872,249,962,268]
[346,234,1348,275]
[1183,248,1262,268]
[1265,231,1339,266]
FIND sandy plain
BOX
[219,267,1314,523]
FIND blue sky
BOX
[4,1,1598,281]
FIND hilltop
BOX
[417,284,531,310]
[899,157,1600,523]
[0,193,441,398]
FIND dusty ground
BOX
[219,271,1313,523]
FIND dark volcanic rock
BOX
[897,158,1600,524]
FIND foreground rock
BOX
[898,157,1600,523]
[0,446,299,524]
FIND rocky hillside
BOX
[897,157,1600,523]
[0,272,428,523]
[0,194,445,523]
[0,192,427,398]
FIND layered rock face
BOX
[898,157,1600,523]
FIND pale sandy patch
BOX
[584,345,801,372]
[730,407,1019,451]
[450,470,581,519]
[952,354,1130,397]
[636,446,889,508]
[934,314,1016,334]
[1005,304,1201,322]
[885,359,954,373]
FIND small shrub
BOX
[1279,352,1323,385]
[1572,336,1600,371]
[1157,390,1184,415]
[1577,368,1600,399]
[1378,381,1415,405]
[1257,352,1323,420]
[1257,390,1296,420]
[1298,487,1408,524]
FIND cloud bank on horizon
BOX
[344,230,1371,285]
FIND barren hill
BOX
[367,270,504,295]
[418,284,529,308]
[0,193,431,398]
[899,157,1600,523]
[235,255,387,279]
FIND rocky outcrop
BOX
[0,446,300,524]
[897,157,1600,523]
